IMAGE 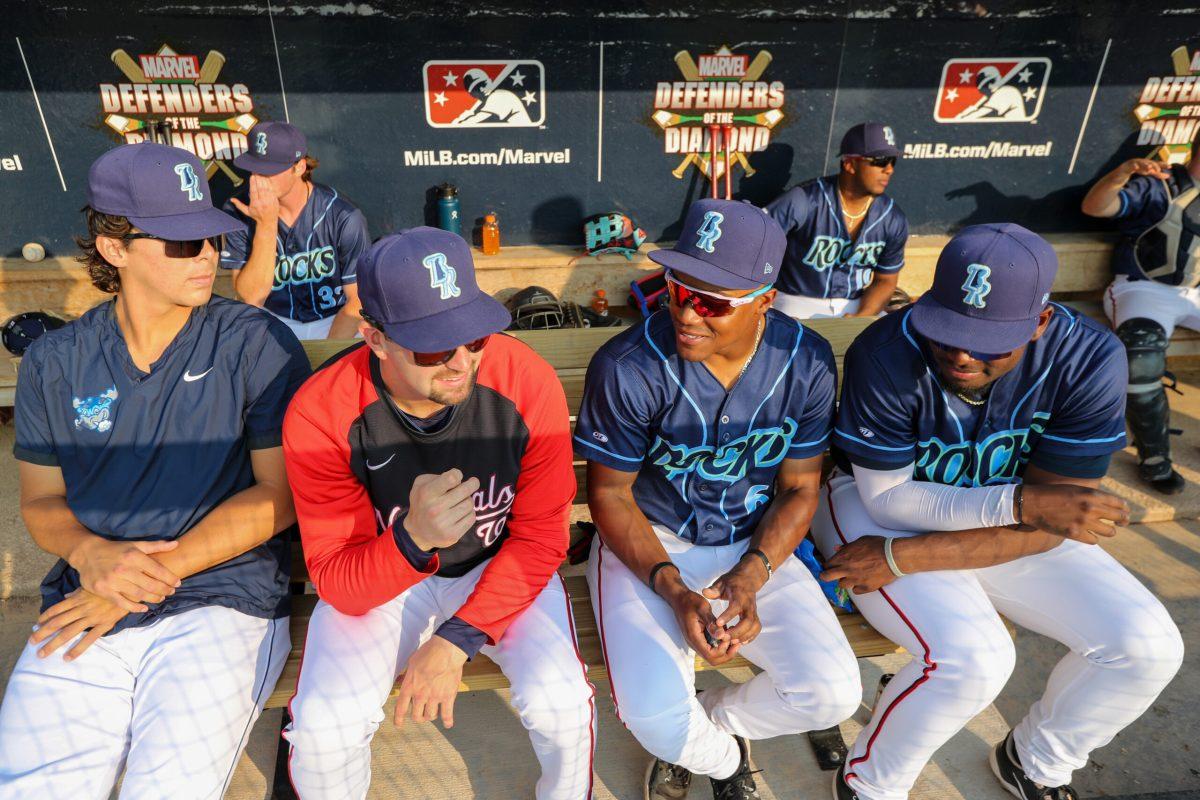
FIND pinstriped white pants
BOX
[811,473,1184,799]
[0,605,288,800]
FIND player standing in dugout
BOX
[281,228,596,798]
[0,142,311,796]
[575,200,860,800]
[1081,133,1200,494]
[222,121,370,340]
[766,122,909,320]
[812,224,1182,800]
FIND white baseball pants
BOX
[0,605,289,800]
[773,292,862,320]
[811,474,1184,799]
[1103,275,1200,334]
[586,526,861,780]
[283,561,596,799]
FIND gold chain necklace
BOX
[736,317,765,384]
[838,189,873,221]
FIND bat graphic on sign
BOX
[198,51,225,84]
[1171,46,1192,77]
[674,51,701,81]
[111,49,148,83]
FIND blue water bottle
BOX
[437,183,461,236]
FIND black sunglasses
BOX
[123,233,222,259]
[863,156,897,168]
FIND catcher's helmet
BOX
[506,286,565,330]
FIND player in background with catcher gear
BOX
[767,123,909,320]
[222,121,370,341]
[575,200,860,800]
[0,143,310,797]
[813,224,1182,800]
[1081,134,1200,494]
[282,229,595,799]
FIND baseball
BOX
[21,242,45,262]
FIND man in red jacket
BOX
[281,228,595,799]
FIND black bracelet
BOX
[745,547,773,580]
[647,561,679,596]
[1015,484,1025,525]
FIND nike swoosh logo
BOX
[366,454,395,471]
[183,368,213,383]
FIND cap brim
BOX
[909,293,1039,354]
[841,146,901,159]
[231,152,297,176]
[648,249,765,291]
[381,293,513,352]
[128,206,246,240]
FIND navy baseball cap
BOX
[232,121,307,175]
[649,199,785,291]
[839,122,901,159]
[87,142,244,240]
[358,227,511,352]
[910,223,1058,354]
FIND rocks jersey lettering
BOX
[766,176,908,300]
[573,309,835,545]
[833,304,1128,484]
[221,182,369,324]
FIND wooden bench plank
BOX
[266,578,901,708]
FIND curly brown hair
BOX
[74,207,130,294]
[302,154,319,182]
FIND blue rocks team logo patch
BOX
[695,211,724,253]
[961,263,992,308]
[73,387,119,433]
[423,252,461,300]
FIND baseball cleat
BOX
[989,731,1078,800]
[643,756,692,800]
[831,765,862,799]
[1138,460,1185,495]
[709,735,762,800]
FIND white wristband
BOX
[884,537,906,578]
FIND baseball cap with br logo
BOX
[648,198,785,290]
[357,227,512,352]
[232,121,307,176]
[87,142,244,240]
[909,222,1058,354]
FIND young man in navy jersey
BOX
[767,122,908,320]
[811,224,1182,800]
[0,142,311,796]
[223,121,369,340]
[575,200,859,800]
[1081,135,1200,494]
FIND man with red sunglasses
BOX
[811,224,1181,800]
[575,199,859,800]
[281,228,596,798]
[767,122,909,320]
[0,142,311,795]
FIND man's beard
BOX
[428,365,478,406]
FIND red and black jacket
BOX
[282,334,574,645]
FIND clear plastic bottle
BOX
[591,289,609,316]
[481,213,500,255]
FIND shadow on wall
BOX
[943,131,1152,234]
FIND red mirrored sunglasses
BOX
[665,271,771,318]
[411,336,491,367]
[123,233,222,259]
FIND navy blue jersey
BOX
[766,176,908,300]
[833,304,1127,485]
[14,296,312,633]
[1110,174,1170,279]
[221,182,369,324]
[574,309,836,545]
